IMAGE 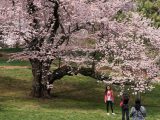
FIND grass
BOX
[0,49,160,120]
[0,48,23,53]
[0,58,30,66]
[0,48,30,66]
[0,67,160,120]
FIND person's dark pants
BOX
[106,101,113,113]
[122,106,129,120]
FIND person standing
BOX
[104,86,115,115]
[120,93,130,120]
[130,98,146,120]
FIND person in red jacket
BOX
[104,85,115,115]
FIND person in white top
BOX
[104,86,115,115]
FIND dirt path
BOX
[0,66,31,69]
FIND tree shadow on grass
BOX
[0,75,106,111]
[0,75,32,101]
[0,76,31,91]
[37,78,108,110]
[1,74,160,113]
[0,75,141,111]
[53,78,105,101]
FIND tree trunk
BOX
[30,59,52,98]
[58,57,61,68]
[137,91,141,100]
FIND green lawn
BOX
[0,48,30,66]
[0,67,160,120]
[0,58,30,66]
[0,48,23,53]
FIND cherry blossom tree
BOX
[0,0,160,98]
[60,0,160,96]
[96,12,160,96]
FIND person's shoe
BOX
[112,113,115,115]
[107,113,110,115]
